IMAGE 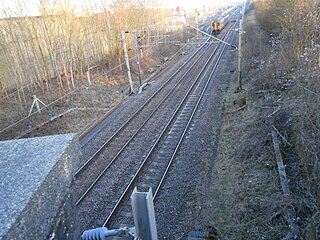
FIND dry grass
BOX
[202,73,288,239]
[198,5,320,239]
[0,34,192,140]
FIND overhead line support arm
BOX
[188,25,237,49]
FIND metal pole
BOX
[121,31,134,94]
[238,18,243,91]
[195,8,199,39]
[133,31,142,86]
[147,30,150,50]
[238,1,246,91]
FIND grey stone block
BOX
[0,134,81,240]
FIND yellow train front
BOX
[211,21,221,34]
[212,14,229,35]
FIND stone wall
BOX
[0,134,81,240]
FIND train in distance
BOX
[211,14,230,35]
[211,6,237,35]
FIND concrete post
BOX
[121,31,134,93]
[133,31,142,86]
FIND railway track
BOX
[77,38,211,153]
[75,41,210,175]
[72,19,237,238]
[102,23,236,232]
[73,39,216,203]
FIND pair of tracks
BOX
[73,22,237,236]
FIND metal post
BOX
[195,8,199,39]
[238,1,246,91]
[133,31,142,86]
[121,31,134,94]
[238,19,243,91]
[147,30,150,55]
[131,187,158,240]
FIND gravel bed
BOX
[101,41,228,232]
[55,42,212,239]
[64,29,237,240]
[154,31,238,239]
[78,46,200,162]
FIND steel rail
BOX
[102,25,235,227]
[75,36,212,176]
[153,26,235,199]
[75,37,217,206]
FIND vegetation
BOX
[239,0,320,237]
[0,0,171,100]
[254,0,319,199]
[205,1,319,238]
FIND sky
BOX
[0,0,242,17]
